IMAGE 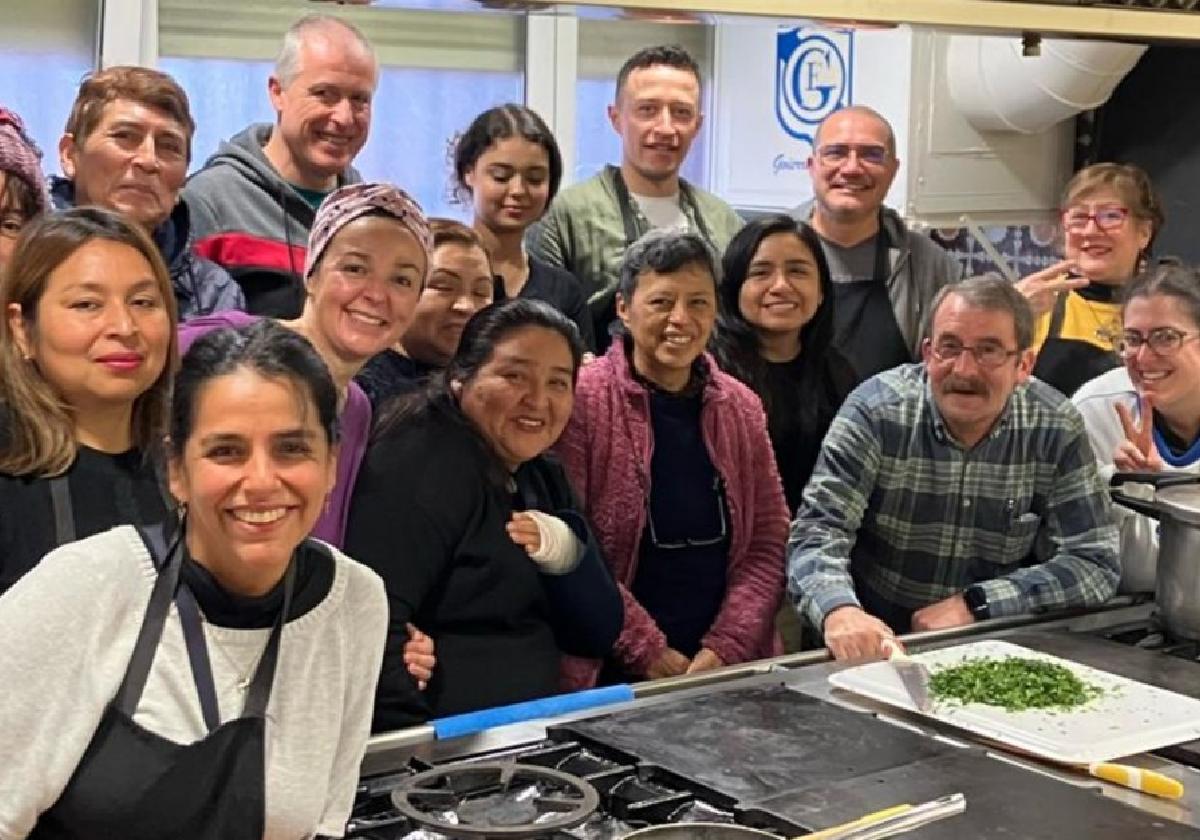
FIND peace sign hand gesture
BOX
[1114,394,1165,473]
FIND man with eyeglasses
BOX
[791,105,962,384]
[788,275,1119,661]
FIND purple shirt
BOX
[178,311,371,547]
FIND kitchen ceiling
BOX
[357,0,1200,41]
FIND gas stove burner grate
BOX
[391,761,601,839]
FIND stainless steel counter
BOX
[360,600,1200,834]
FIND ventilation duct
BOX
[946,35,1146,134]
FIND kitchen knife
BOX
[882,638,932,713]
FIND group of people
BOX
[0,9,1195,840]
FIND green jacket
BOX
[527,165,744,347]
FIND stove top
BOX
[1094,618,1200,662]
[346,739,802,840]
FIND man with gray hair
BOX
[792,105,962,383]
[185,13,378,317]
[788,275,1119,661]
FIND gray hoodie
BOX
[183,123,361,318]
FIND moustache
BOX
[942,376,987,396]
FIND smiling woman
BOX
[555,228,789,689]
[179,181,432,547]
[346,298,622,730]
[0,319,389,838]
[0,207,178,595]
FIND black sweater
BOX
[0,446,171,595]
[495,258,597,352]
[345,410,621,732]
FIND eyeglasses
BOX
[816,143,889,167]
[646,476,729,550]
[1061,206,1129,234]
[930,339,1020,369]
[1117,327,1200,357]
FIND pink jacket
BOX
[556,339,789,690]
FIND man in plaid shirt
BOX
[788,275,1120,661]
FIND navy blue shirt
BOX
[631,387,730,657]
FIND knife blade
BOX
[883,638,932,713]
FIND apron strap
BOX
[113,524,186,719]
[49,476,75,547]
[138,524,221,732]
[240,558,296,719]
[609,165,644,248]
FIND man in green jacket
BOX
[528,44,743,350]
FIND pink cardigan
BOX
[555,339,789,689]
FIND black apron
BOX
[831,232,911,381]
[592,166,717,351]
[1031,290,1121,397]
[31,480,294,839]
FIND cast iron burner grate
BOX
[1098,618,1200,662]
[390,762,600,839]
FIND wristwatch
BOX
[963,585,991,621]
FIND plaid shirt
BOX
[788,364,1119,633]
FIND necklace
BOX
[204,626,265,693]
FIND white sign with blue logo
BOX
[775,27,853,143]
[710,22,913,211]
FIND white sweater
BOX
[0,525,387,840]
[1073,367,1200,592]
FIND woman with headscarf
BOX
[0,106,49,273]
[180,181,432,547]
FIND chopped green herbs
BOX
[929,657,1103,712]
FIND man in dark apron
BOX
[792,105,962,383]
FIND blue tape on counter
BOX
[432,684,635,740]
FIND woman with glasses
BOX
[1074,262,1200,591]
[1016,163,1164,396]
[0,107,48,274]
[556,229,788,688]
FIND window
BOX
[0,0,99,161]
[573,17,712,189]
[158,0,524,217]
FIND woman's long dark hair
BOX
[711,215,837,424]
[376,298,584,488]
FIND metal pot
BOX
[1111,472,1200,640]
[622,824,777,840]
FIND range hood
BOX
[360,0,1200,42]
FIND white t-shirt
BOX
[631,192,689,232]
[0,525,388,840]
[1073,366,1200,593]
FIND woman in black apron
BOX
[1018,163,1164,397]
[0,208,178,596]
[0,320,390,838]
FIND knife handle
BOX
[802,804,912,839]
[1087,762,1184,799]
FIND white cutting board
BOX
[828,639,1200,765]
